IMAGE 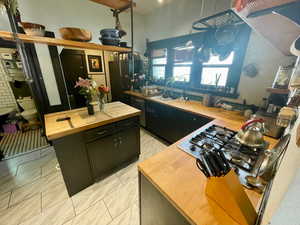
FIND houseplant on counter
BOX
[75,77,97,115]
[97,85,110,112]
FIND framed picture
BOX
[87,54,104,74]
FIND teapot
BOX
[236,118,267,148]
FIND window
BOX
[151,49,167,81]
[173,46,193,82]
[147,23,251,97]
[201,52,234,87]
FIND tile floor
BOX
[0,128,167,225]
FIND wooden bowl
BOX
[59,27,92,42]
[21,22,45,37]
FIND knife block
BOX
[205,170,257,225]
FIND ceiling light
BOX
[158,0,164,4]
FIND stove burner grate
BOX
[186,124,265,172]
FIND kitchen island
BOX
[45,101,141,196]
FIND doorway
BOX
[0,47,49,160]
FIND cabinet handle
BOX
[113,138,119,148]
[119,137,122,145]
[96,131,106,136]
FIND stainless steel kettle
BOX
[236,119,267,148]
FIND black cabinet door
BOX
[146,101,161,136]
[146,100,212,143]
[117,125,140,163]
[86,135,121,179]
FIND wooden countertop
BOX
[138,120,278,225]
[124,90,246,124]
[126,91,278,225]
[45,101,141,140]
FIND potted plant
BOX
[97,85,110,111]
[74,77,97,115]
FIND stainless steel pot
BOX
[236,119,267,148]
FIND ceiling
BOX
[134,0,176,15]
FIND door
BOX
[60,49,88,109]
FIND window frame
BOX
[148,23,251,98]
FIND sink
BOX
[150,95,174,102]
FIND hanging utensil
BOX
[112,9,127,38]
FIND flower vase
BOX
[86,100,94,115]
[99,97,105,112]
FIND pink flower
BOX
[74,77,91,88]
[98,85,110,94]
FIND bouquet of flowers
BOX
[74,77,97,102]
[98,85,110,99]
[97,85,110,111]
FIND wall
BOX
[144,0,231,42]
[0,48,18,110]
[237,33,295,105]
[0,0,146,53]
[143,0,296,105]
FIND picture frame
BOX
[86,54,104,74]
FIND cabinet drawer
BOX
[115,117,139,130]
[84,124,115,143]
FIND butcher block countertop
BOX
[138,120,278,225]
[45,101,141,140]
[124,91,279,225]
[124,90,245,124]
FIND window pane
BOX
[174,46,194,64]
[173,66,191,82]
[153,57,167,65]
[152,66,165,80]
[151,48,167,58]
[201,67,229,86]
[203,52,234,65]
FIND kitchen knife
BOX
[205,151,222,177]
[200,153,214,177]
[202,152,218,177]
[215,149,231,175]
[211,149,227,176]
[196,158,209,178]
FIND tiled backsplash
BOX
[0,61,18,109]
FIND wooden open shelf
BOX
[89,0,136,10]
[266,87,290,94]
[0,31,131,52]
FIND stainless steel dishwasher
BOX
[130,96,146,127]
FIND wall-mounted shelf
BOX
[0,31,131,52]
[266,87,290,94]
[89,0,136,10]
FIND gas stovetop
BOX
[178,124,266,186]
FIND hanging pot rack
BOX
[192,9,243,31]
